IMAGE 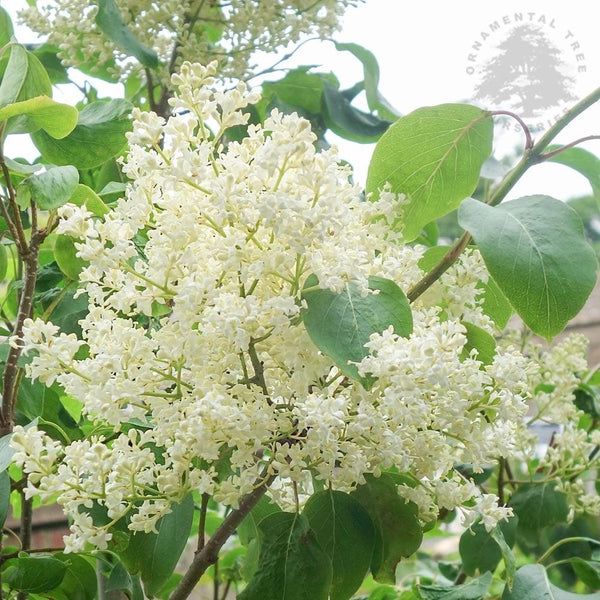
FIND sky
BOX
[5,0,600,201]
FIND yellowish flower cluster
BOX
[19,0,359,81]
[11,62,594,552]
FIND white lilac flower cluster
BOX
[11,61,594,552]
[19,0,358,82]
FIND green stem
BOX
[407,86,600,303]
[537,536,600,564]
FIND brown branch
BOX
[169,469,276,600]
[196,493,209,553]
[491,110,534,150]
[537,134,600,161]
[1,238,41,435]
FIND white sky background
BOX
[5,0,600,201]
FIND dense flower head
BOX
[12,61,596,551]
[19,0,359,82]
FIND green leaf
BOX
[48,291,89,336]
[32,99,132,169]
[18,166,79,210]
[238,512,332,600]
[0,45,52,137]
[503,564,600,599]
[54,235,87,280]
[50,554,97,600]
[480,277,513,329]
[0,96,77,138]
[367,104,493,241]
[301,275,413,389]
[351,474,422,583]
[419,572,492,600]
[3,557,67,593]
[418,246,451,272]
[0,470,10,529]
[0,243,7,281]
[29,43,70,84]
[458,196,598,339]
[4,156,42,175]
[509,483,569,535]
[69,184,109,217]
[303,490,376,600]
[547,146,600,201]
[461,321,496,365]
[322,83,390,143]
[366,104,493,241]
[571,558,600,589]
[16,380,83,442]
[0,45,33,107]
[491,525,516,588]
[119,495,194,597]
[95,0,159,68]
[459,517,517,577]
[333,41,399,121]
[575,384,600,418]
[0,7,14,48]
[238,495,282,546]
[262,68,330,115]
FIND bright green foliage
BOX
[0,7,13,47]
[32,99,132,168]
[0,243,7,281]
[0,44,51,109]
[367,104,493,241]
[304,490,376,600]
[480,277,513,329]
[0,95,78,138]
[68,184,110,216]
[352,474,422,583]
[302,275,412,388]
[461,321,497,365]
[0,471,9,530]
[239,512,333,600]
[54,234,87,280]
[458,196,598,339]
[17,165,79,210]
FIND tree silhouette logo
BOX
[467,17,585,124]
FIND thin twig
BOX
[491,110,534,149]
[537,134,600,161]
[196,493,210,553]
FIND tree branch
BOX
[537,134,600,161]
[169,469,276,600]
[407,86,600,303]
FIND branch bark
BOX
[169,470,276,600]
